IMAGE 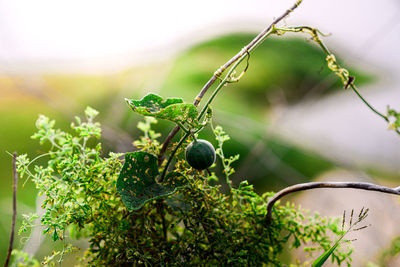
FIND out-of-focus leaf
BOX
[117,151,188,211]
[125,93,198,124]
[387,107,400,130]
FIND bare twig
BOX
[158,0,303,165]
[4,152,18,267]
[265,181,400,224]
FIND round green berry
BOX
[185,139,216,170]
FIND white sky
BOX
[0,0,399,74]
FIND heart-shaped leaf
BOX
[117,151,187,211]
[125,93,198,124]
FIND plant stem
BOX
[194,0,303,108]
[265,181,400,224]
[176,122,190,134]
[157,0,303,165]
[349,83,388,122]
[4,152,18,267]
[197,53,249,120]
[160,26,271,176]
[158,126,180,165]
[158,131,191,182]
[273,25,399,136]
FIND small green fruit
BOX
[185,139,216,170]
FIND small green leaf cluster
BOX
[133,117,161,153]
[378,235,400,266]
[16,109,352,266]
[213,125,240,189]
[11,250,40,267]
[16,107,124,265]
[387,106,400,131]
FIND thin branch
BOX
[157,0,303,165]
[348,83,389,122]
[265,181,400,224]
[272,25,400,136]
[159,131,191,182]
[158,126,180,166]
[4,152,18,267]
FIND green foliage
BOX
[213,125,240,189]
[12,15,384,265]
[117,151,187,211]
[313,243,340,267]
[16,110,352,266]
[133,117,161,153]
[125,93,198,125]
[4,8,394,264]
[387,106,400,131]
[16,108,123,264]
[312,208,369,267]
[378,236,400,266]
[11,250,40,267]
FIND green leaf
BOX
[84,106,99,119]
[117,151,188,211]
[312,242,340,267]
[125,93,198,124]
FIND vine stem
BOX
[157,0,303,166]
[197,48,252,121]
[265,181,400,224]
[158,131,191,182]
[273,25,400,136]
[4,152,18,267]
[349,83,389,122]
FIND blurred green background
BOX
[0,33,382,263]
